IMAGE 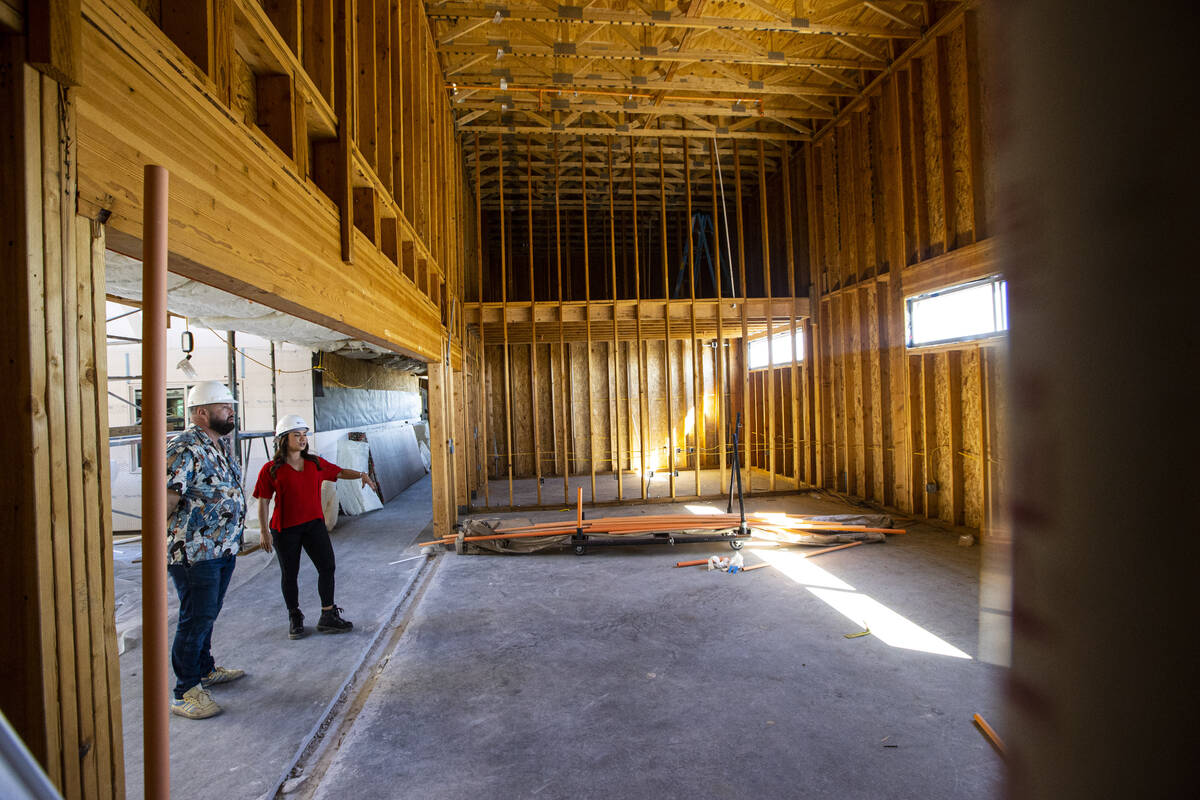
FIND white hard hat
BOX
[275,414,310,438]
[186,381,237,408]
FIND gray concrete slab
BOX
[310,494,1004,800]
[118,475,434,800]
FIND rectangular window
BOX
[748,328,804,370]
[134,386,188,469]
[906,276,1008,348]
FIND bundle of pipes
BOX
[418,512,903,548]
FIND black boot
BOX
[317,606,353,634]
[288,609,306,640]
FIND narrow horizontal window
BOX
[906,276,1008,348]
[748,328,804,370]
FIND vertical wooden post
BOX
[526,135,541,504]
[429,356,452,537]
[684,137,701,496]
[607,137,622,499]
[553,136,569,503]
[781,143,801,487]
[474,134,489,507]
[757,141,776,490]
[734,140,750,495]
[659,136,675,497]
[710,139,727,494]
[499,140,514,507]
[581,136,596,503]
[632,140,648,499]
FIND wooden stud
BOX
[555,135,569,503]
[757,141,776,490]
[922,352,937,518]
[710,138,727,493]
[473,136,489,503]
[933,35,957,253]
[947,348,965,525]
[499,141,514,507]
[907,60,931,262]
[781,143,801,486]
[581,136,596,503]
[631,144,648,500]
[734,140,750,495]
[685,137,701,496]
[659,136,675,499]
[526,134,541,504]
[607,137,622,499]
[961,10,987,242]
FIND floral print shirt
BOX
[165,425,246,565]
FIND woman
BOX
[254,414,378,640]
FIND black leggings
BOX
[275,518,336,611]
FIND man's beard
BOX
[211,416,236,436]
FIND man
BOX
[164,380,248,719]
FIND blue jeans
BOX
[168,552,236,699]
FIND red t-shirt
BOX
[253,457,342,531]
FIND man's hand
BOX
[361,475,378,492]
[261,528,274,554]
[166,490,182,518]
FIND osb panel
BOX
[847,295,866,496]
[509,347,534,476]
[975,16,997,241]
[534,344,556,478]
[483,345,509,479]
[948,24,974,246]
[643,340,670,472]
[920,52,947,255]
[590,342,612,471]
[568,342,592,472]
[961,346,984,529]
[865,286,885,503]
[933,352,955,524]
[820,140,841,284]
[231,52,256,127]
[857,110,877,274]
[837,125,855,282]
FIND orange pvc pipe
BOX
[803,541,863,557]
[973,713,1007,757]
[576,486,583,529]
[142,164,170,800]
[674,559,710,568]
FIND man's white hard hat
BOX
[275,414,310,438]
[186,381,237,408]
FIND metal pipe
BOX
[141,164,170,800]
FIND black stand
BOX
[726,412,748,542]
[570,413,749,555]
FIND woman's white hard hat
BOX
[275,414,310,438]
[186,380,237,408]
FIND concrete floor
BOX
[308,492,1005,800]
[117,475,436,800]
[481,467,800,509]
[117,480,1004,799]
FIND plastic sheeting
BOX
[366,423,428,504]
[314,386,421,431]
[335,439,384,516]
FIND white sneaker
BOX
[170,685,222,719]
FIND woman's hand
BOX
[360,474,378,492]
[261,528,274,554]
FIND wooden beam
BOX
[606,137,622,499]
[659,136,675,498]
[427,4,915,39]
[527,134,542,504]
[27,0,81,86]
